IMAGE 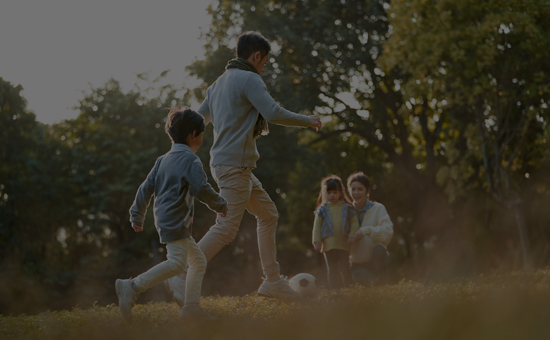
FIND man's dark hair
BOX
[236,31,271,59]
[164,106,205,144]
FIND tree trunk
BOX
[510,203,531,269]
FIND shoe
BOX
[115,279,139,321]
[163,276,186,308]
[179,304,217,322]
[257,276,302,300]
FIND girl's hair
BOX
[164,106,205,144]
[315,174,351,210]
[346,171,371,195]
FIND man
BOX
[164,31,322,302]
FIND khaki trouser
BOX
[134,237,206,305]
[198,165,281,282]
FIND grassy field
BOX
[2,270,550,340]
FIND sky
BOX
[1,0,213,125]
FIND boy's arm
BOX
[197,95,212,126]
[359,205,394,246]
[186,156,227,214]
[244,75,312,127]
[129,157,161,227]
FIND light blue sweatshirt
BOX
[129,143,227,243]
[198,68,311,168]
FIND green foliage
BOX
[2,271,550,340]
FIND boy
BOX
[116,107,227,321]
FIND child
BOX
[312,175,360,289]
[347,171,393,285]
[116,107,228,322]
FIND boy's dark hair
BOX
[236,31,271,60]
[164,106,205,144]
[347,171,371,193]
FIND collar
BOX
[354,199,373,212]
[169,143,193,153]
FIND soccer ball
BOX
[288,273,318,297]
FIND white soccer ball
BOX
[289,273,318,297]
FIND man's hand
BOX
[314,241,322,252]
[132,224,143,232]
[353,230,363,242]
[308,115,322,132]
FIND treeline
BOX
[1,0,550,315]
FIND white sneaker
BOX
[179,304,216,322]
[115,279,139,321]
[163,276,186,308]
[257,276,302,300]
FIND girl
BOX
[347,171,393,285]
[312,175,360,289]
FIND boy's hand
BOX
[132,224,143,232]
[314,242,322,252]
[353,230,363,242]
[308,115,322,132]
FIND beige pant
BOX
[198,165,281,282]
[134,237,206,305]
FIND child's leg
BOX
[184,237,207,305]
[133,239,188,293]
[324,250,342,290]
[336,249,353,288]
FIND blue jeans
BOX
[351,245,390,285]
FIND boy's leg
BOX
[133,239,188,292]
[184,237,207,305]
[197,165,253,261]
[179,237,215,321]
[117,239,188,320]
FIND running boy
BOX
[116,107,227,321]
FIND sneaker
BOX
[179,304,216,322]
[163,276,186,308]
[257,276,302,300]
[115,279,139,321]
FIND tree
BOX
[381,0,550,268]
[188,0,457,265]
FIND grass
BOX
[2,270,550,340]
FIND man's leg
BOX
[350,262,376,286]
[246,173,280,281]
[198,165,253,261]
[247,173,301,299]
[164,166,253,301]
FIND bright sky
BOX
[1,0,213,125]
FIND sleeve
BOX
[185,156,227,214]
[129,157,161,226]
[360,205,393,246]
[197,95,212,126]
[244,75,311,127]
[312,212,323,244]
[349,214,360,237]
